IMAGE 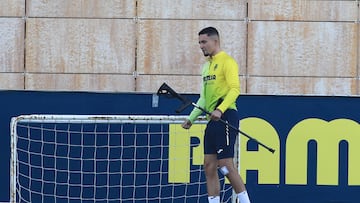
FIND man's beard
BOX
[202,50,210,57]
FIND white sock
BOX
[208,196,220,203]
[237,191,251,203]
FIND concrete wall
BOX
[0,0,359,95]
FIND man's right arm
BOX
[182,97,204,129]
[182,77,206,128]
[182,63,207,129]
[188,96,205,122]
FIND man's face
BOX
[198,34,217,57]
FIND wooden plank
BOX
[136,75,202,93]
[0,0,25,16]
[358,22,360,95]
[248,21,357,77]
[27,0,135,18]
[248,0,358,21]
[0,18,24,72]
[25,73,135,92]
[247,77,357,96]
[136,75,246,94]
[137,20,247,75]
[138,0,246,19]
[0,73,24,90]
[26,18,136,74]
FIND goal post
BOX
[10,115,238,203]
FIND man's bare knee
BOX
[204,161,218,176]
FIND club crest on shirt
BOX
[213,64,218,70]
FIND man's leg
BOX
[218,158,250,203]
[218,158,245,193]
[204,154,220,202]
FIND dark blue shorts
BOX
[204,109,239,159]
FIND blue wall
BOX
[1,91,359,202]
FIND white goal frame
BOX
[10,114,238,203]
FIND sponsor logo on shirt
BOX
[203,75,216,81]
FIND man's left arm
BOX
[216,59,240,113]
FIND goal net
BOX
[10,115,238,203]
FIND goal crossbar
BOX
[11,114,208,124]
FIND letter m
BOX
[286,118,360,185]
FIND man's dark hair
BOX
[198,27,219,37]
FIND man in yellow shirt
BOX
[182,27,251,203]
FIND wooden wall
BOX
[0,0,359,95]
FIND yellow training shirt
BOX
[189,51,240,123]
